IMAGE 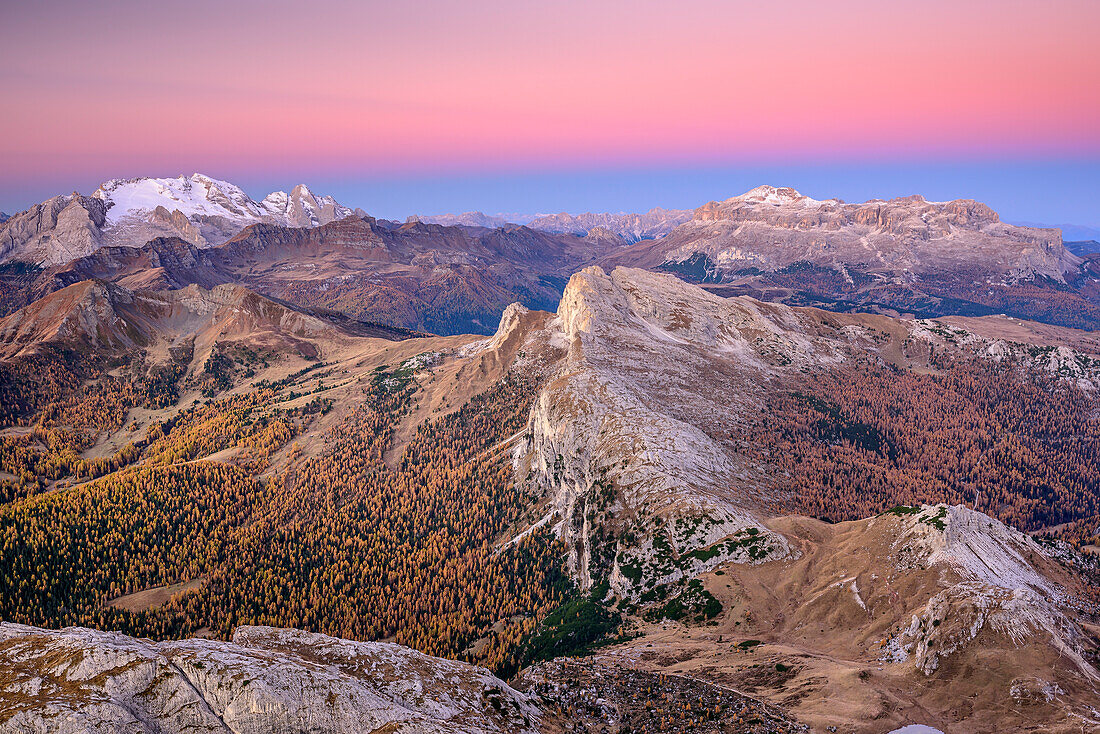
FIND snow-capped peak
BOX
[0,173,359,265]
[85,173,356,232]
[733,185,820,206]
[93,173,266,225]
[260,183,354,226]
[261,190,290,209]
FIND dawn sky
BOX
[2,0,1098,225]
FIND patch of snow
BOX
[850,580,867,611]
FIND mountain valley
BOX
[2,174,1100,734]
[6,0,1098,729]
[1,256,1099,731]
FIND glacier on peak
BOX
[1,173,356,265]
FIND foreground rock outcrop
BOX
[0,624,538,733]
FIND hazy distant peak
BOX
[416,211,516,228]
[526,208,694,243]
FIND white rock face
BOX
[509,266,887,594]
[0,174,356,266]
[924,505,1059,595]
[885,505,1099,679]
[0,624,539,734]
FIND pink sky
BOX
[2,0,1098,186]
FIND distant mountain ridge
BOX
[1014,221,1100,243]
[414,211,525,228]
[0,173,360,265]
[7,177,1100,334]
[599,185,1100,329]
[1065,240,1100,256]
[2,215,615,335]
[527,207,693,242]
[418,207,692,242]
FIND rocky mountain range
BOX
[657,185,1077,280]
[0,277,382,364]
[418,207,692,243]
[0,174,360,266]
[6,177,1100,338]
[2,180,1100,734]
[603,185,1100,328]
[0,215,620,335]
[2,262,1100,732]
[416,211,524,228]
[526,207,694,242]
